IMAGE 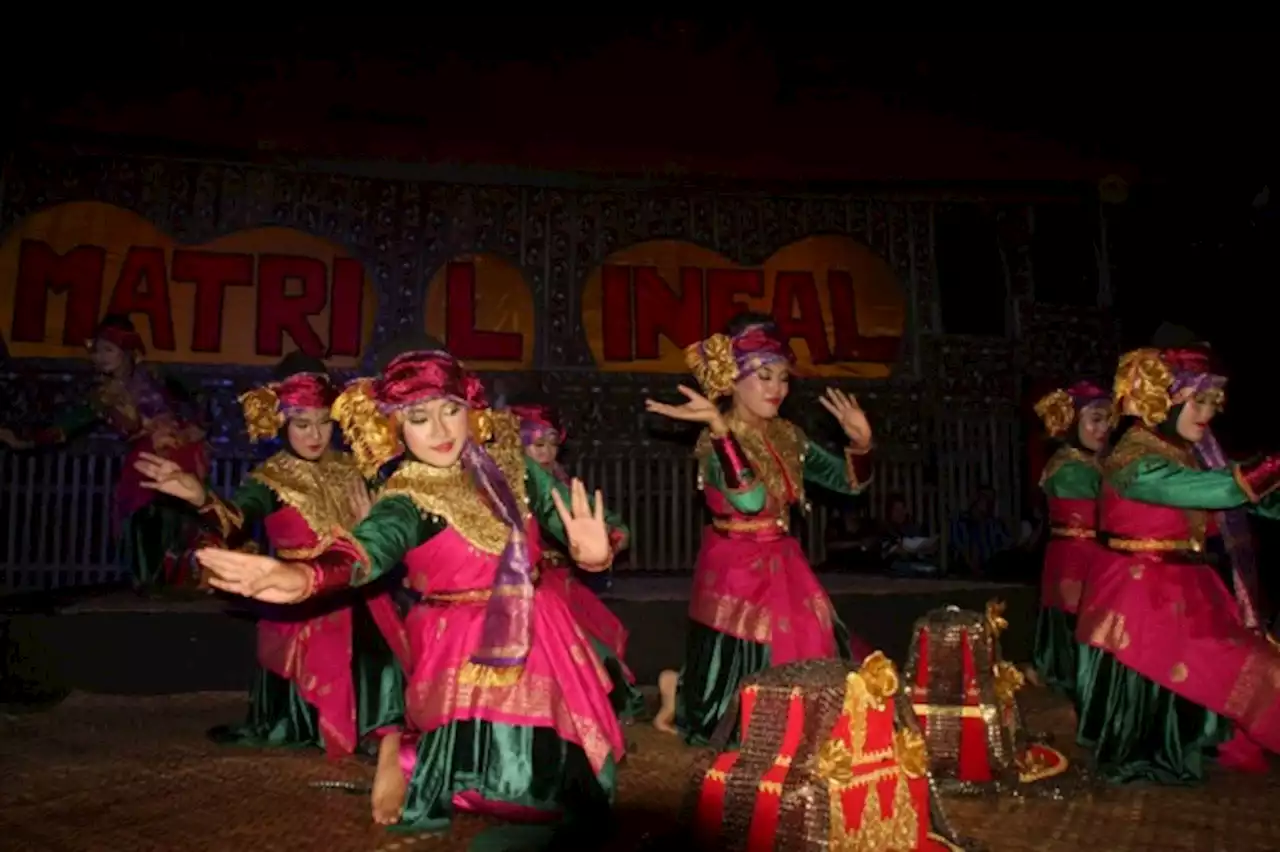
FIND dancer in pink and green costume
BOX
[1031,380,1111,700]
[647,314,874,744]
[1077,345,1280,783]
[0,314,209,590]
[136,353,410,763]
[508,398,645,722]
[195,337,625,842]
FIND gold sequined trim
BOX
[380,411,529,555]
[199,493,245,538]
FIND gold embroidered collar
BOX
[1039,445,1097,486]
[697,413,807,507]
[250,450,366,537]
[380,410,531,555]
[1102,425,1196,478]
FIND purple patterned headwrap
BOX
[684,323,796,400]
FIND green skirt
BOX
[211,599,405,751]
[1033,606,1080,701]
[1075,643,1231,785]
[120,498,198,590]
[674,617,853,747]
[396,719,617,849]
[589,636,645,722]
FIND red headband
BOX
[275,373,337,411]
[1066,380,1108,409]
[376,351,487,410]
[1161,347,1217,377]
[510,404,564,441]
[90,325,145,355]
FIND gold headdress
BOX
[1032,389,1075,438]
[1112,348,1174,427]
[238,386,285,443]
[332,379,401,478]
[684,333,738,400]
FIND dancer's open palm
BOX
[819,388,872,448]
[195,548,312,604]
[644,385,726,433]
[551,478,611,570]
[135,452,206,505]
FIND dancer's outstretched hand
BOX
[195,548,312,604]
[644,385,728,435]
[0,427,33,450]
[348,480,374,524]
[551,478,611,570]
[135,452,206,506]
[819,387,872,449]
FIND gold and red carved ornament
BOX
[904,600,1072,794]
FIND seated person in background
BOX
[949,484,1013,578]
[878,493,941,577]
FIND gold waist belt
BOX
[1050,526,1096,539]
[1104,535,1203,554]
[712,517,787,534]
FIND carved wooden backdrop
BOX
[0,154,1112,469]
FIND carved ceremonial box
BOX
[904,602,1068,790]
[690,654,964,851]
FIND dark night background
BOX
[4,25,1273,449]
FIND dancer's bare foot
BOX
[371,732,407,826]
[653,669,679,734]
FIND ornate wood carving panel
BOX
[0,153,1102,460]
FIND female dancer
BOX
[134,353,410,766]
[647,314,874,744]
[0,314,208,590]
[194,337,626,838]
[507,397,645,721]
[1031,380,1110,699]
[1076,345,1280,783]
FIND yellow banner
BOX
[424,252,536,370]
[0,201,377,367]
[580,235,906,378]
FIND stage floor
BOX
[3,688,1278,852]
[1,574,1038,696]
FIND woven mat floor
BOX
[1,689,1276,851]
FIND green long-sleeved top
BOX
[696,415,871,517]
[1103,426,1280,521]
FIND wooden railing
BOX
[0,416,1022,590]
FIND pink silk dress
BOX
[676,414,873,744]
[299,421,625,832]
[1077,426,1280,777]
[203,451,410,757]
